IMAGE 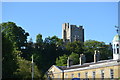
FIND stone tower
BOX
[112,34,120,60]
[112,26,120,60]
[62,23,84,43]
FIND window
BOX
[117,44,119,54]
[78,73,80,78]
[58,75,60,80]
[71,74,74,78]
[114,44,115,48]
[101,70,104,80]
[117,44,119,48]
[92,71,95,80]
[85,72,89,80]
[58,75,60,78]
[65,74,68,79]
[114,49,115,54]
[110,69,114,80]
[52,75,54,79]
[117,48,119,54]
[85,72,88,79]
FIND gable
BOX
[48,65,63,74]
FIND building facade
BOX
[62,23,84,43]
[47,30,120,80]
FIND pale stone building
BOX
[47,28,120,80]
[62,23,84,43]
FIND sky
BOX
[2,2,118,44]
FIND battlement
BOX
[62,23,84,43]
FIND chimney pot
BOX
[80,54,86,65]
[94,50,100,63]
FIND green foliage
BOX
[14,56,41,79]
[69,52,79,65]
[84,40,112,62]
[1,22,41,79]
[56,40,112,66]
[56,52,79,66]
[1,22,113,79]
[56,54,68,66]
[44,36,63,46]
[84,40,105,53]
[1,22,29,50]
[2,33,18,78]
[65,41,84,54]
[36,34,43,44]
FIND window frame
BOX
[71,73,74,78]
[110,69,114,80]
[92,71,95,80]
[101,70,104,80]
[78,73,80,78]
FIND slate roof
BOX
[57,59,120,71]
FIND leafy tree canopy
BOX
[65,41,84,54]
[36,34,43,44]
[69,52,79,65]
[56,54,68,66]
[14,56,41,79]
[84,40,112,62]
[1,22,29,50]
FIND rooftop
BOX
[57,59,120,71]
[113,34,120,42]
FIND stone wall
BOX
[62,23,84,43]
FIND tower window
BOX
[116,44,119,54]
[114,49,115,54]
[117,44,119,48]
[117,48,119,54]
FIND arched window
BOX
[114,44,115,48]
[114,49,115,54]
[117,44,119,54]
[117,44,119,48]
[117,48,119,54]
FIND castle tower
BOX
[112,26,120,60]
[62,23,84,43]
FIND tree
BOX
[2,33,18,79]
[56,54,68,66]
[69,52,79,65]
[14,56,41,79]
[84,40,112,62]
[1,22,29,50]
[28,38,33,44]
[36,34,43,44]
[65,41,84,55]
[56,52,79,66]
[44,36,63,45]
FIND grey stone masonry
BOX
[62,23,84,43]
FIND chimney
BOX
[79,54,86,65]
[67,57,70,68]
[94,50,100,63]
[67,57,73,68]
